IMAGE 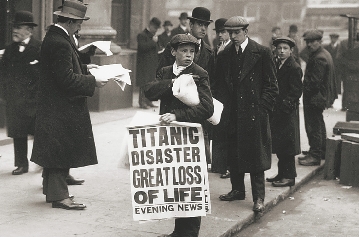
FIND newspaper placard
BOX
[127,123,211,221]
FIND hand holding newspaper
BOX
[78,41,113,56]
[89,64,131,90]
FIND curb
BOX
[219,163,325,237]
[0,138,13,147]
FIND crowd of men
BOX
[0,1,345,237]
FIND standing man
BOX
[214,16,278,212]
[30,0,109,210]
[298,30,337,166]
[136,17,161,109]
[267,37,303,187]
[0,11,41,175]
[158,20,173,54]
[171,12,189,36]
[324,33,342,95]
[210,17,232,178]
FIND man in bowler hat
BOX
[30,0,109,210]
[0,11,41,175]
[158,20,174,54]
[136,17,162,109]
[213,16,278,212]
[171,12,190,36]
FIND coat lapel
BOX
[240,38,261,82]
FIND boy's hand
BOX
[160,113,176,124]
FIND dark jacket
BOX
[0,37,41,138]
[144,63,213,125]
[212,38,278,173]
[303,46,337,109]
[171,25,189,36]
[157,39,213,74]
[270,56,303,156]
[136,29,159,87]
[158,31,173,52]
[30,25,97,168]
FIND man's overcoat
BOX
[270,56,303,156]
[0,37,41,138]
[30,25,97,168]
[303,46,337,109]
[212,38,278,173]
[136,29,159,87]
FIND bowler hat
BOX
[213,18,228,32]
[150,17,161,28]
[224,16,249,30]
[163,20,173,27]
[289,24,298,33]
[12,11,38,27]
[187,7,213,23]
[179,12,188,20]
[54,0,90,20]
[170,34,200,52]
[303,29,323,41]
[273,36,296,48]
[329,33,339,38]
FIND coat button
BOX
[251,90,255,94]
[250,77,253,81]
[251,103,255,107]
[252,115,255,121]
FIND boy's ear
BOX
[171,48,176,56]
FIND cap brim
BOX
[224,25,248,30]
[54,11,90,20]
[187,17,213,23]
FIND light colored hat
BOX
[54,0,90,20]
[224,16,249,30]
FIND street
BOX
[238,171,359,237]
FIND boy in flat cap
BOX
[298,29,337,166]
[0,11,41,176]
[266,37,303,187]
[213,16,278,213]
[145,34,214,237]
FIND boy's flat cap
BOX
[224,16,249,30]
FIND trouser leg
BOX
[277,153,296,179]
[42,168,69,202]
[13,137,28,168]
[250,172,265,201]
[303,105,325,160]
[174,217,201,237]
[211,139,228,174]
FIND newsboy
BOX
[31,0,109,210]
[0,11,41,175]
[213,16,278,212]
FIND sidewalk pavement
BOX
[0,97,346,237]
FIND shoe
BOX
[220,171,230,179]
[272,178,295,187]
[298,156,320,166]
[219,190,245,201]
[253,198,264,212]
[157,232,180,237]
[52,198,86,210]
[46,194,74,203]
[12,167,28,175]
[147,102,158,108]
[66,175,85,185]
[266,174,281,182]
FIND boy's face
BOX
[171,44,195,67]
[276,43,293,60]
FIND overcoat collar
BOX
[48,25,81,61]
